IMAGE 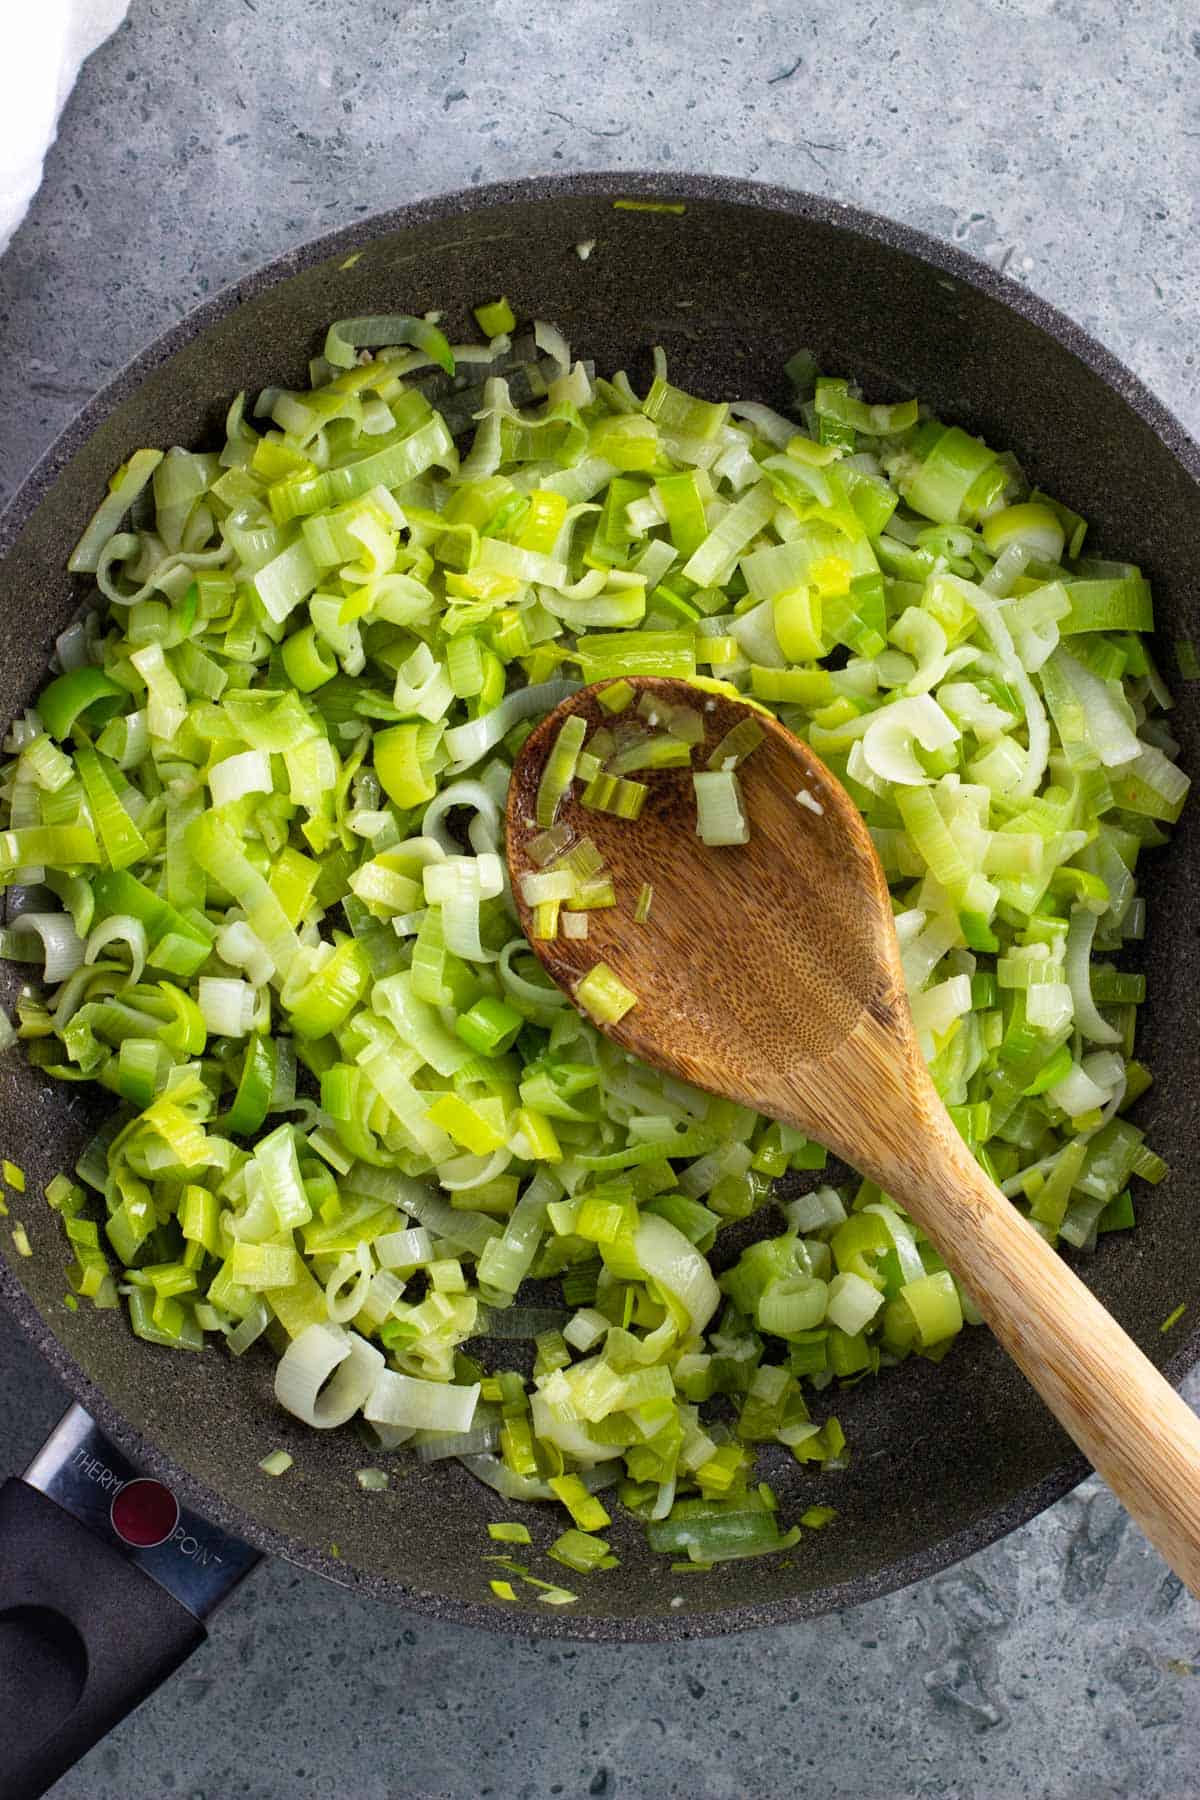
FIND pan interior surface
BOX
[1,177,1198,1639]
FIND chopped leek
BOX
[800,1505,837,1528]
[487,1521,532,1543]
[474,297,516,338]
[8,307,1180,1578]
[706,718,766,770]
[536,715,587,828]
[694,770,750,846]
[576,962,638,1024]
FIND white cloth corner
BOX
[0,1,130,255]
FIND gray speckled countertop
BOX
[2,4,1200,1796]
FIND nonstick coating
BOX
[2,174,1199,1643]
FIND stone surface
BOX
[2,2,1200,1796]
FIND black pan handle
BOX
[0,1405,259,1798]
[0,1476,205,1799]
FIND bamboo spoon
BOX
[506,675,1200,1595]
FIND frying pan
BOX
[1,171,1199,1798]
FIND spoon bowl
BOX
[508,678,892,1089]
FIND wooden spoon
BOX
[506,675,1200,1594]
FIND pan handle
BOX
[0,1405,260,1799]
[0,1476,205,1799]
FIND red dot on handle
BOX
[110,1478,179,1548]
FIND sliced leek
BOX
[6,307,1180,1578]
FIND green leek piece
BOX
[597,679,635,714]
[549,1473,611,1531]
[902,425,1001,524]
[693,769,749,846]
[455,996,524,1057]
[324,314,455,375]
[282,624,337,692]
[373,723,439,808]
[536,714,587,828]
[814,377,917,436]
[487,1521,532,1544]
[38,668,126,739]
[74,747,148,871]
[226,1033,277,1136]
[606,734,692,774]
[474,297,516,337]
[575,963,638,1024]
[548,1528,615,1573]
[580,770,647,820]
[706,718,765,771]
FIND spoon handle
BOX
[895,1101,1200,1596]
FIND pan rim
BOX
[2,167,1198,1642]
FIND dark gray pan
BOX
[1,173,1198,1642]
